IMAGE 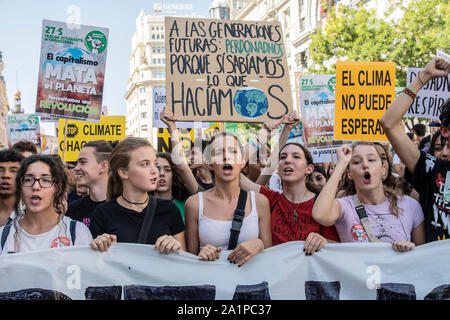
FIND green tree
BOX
[309,0,449,86]
[309,0,450,128]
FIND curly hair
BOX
[156,152,191,202]
[12,154,68,252]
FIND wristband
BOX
[402,87,417,100]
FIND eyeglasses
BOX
[22,176,55,188]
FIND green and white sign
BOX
[6,114,41,148]
[35,19,109,122]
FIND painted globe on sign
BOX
[233,87,268,119]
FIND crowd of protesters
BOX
[0,57,449,269]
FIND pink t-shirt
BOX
[336,195,424,243]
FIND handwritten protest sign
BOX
[300,74,342,150]
[35,19,109,121]
[6,114,41,148]
[152,87,209,129]
[405,68,449,120]
[334,61,395,142]
[165,17,292,123]
[58,116,125,161]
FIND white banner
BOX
[0,241,449,300]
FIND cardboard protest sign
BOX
[152,87,210,129]
[157,127,195,161]
[334,61,395,142]
[165,17,293,123]
[300,74,343,150]
[58,116,125,162]
[35,19,109,121]
[6,114,41,148]
[405,68,449,120]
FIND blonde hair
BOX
[107,137,154,202]
[345,141,403,217]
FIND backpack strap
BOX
[228,189,248,250]
[1,224,12,251]
[352,194,382,243]
[6,217,12,225]
[70,220,77,245]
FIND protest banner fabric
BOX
[334,61,395,142]
[58,116,125,162]
[300,74,342,150]
[405,68,449,120]
[35,19,109,121]
[40,134,58,154]
[1,241,449,300]
[165,17,293,123]
[6,114,41,148]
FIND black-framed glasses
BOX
[22,176,55,188]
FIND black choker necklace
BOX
[122,194,149,205]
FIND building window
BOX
[140,87,146,93]
[153,59,156,64]
[142,125,148,131]
[140,100,146,106]
[300,17,306,32]
[141,112,147,119]
[152,35,155,39]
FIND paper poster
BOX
[152,87,209,129]
[405,68,449,120]
[165,17,293,123]
[6,114,41,148]
[58,116,125,161]
[35,19,109,121]
[300,74,343,150]
[334,61,396,142]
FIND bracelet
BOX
[402,87,417,100]
[417,70,426,86]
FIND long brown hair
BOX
[107,137,154,202]
[279,142,316,193]
[156,152,191,201]
[343,141,402,217]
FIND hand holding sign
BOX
[160,106,177,134]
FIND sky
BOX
[0,0,210,118]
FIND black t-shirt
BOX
[67,188,83,204]
[66,196,106,228]
[405,151,450,242]
[89,197,185,244]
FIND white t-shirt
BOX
[268,173,283,193]
[0,216,93,255]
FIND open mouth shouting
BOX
[362,171,371,184]
[223,164,233,175]
[30,195,42,205]
[283,167,294,175]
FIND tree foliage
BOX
[309,0,450,86]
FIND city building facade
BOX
[125,12,166,146]
[0,52,9,147]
